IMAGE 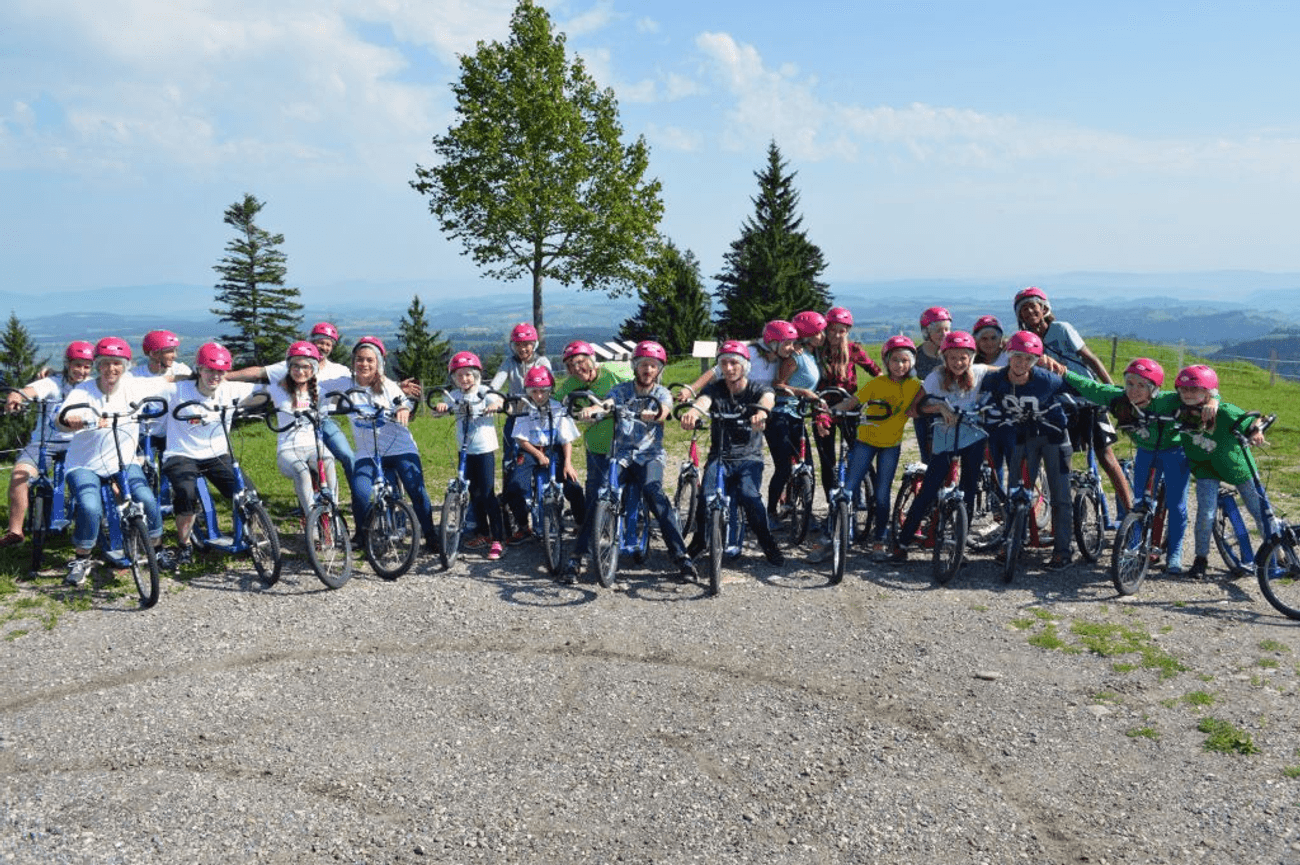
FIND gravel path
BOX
[3,530,1299,865]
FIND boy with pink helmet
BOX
[490,323,553,490]
[811,305,881,510]
[433,352,507,560]
[679,341,784,568]
[502,365,585,546]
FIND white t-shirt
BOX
[134,361,192,437]
[921,364,992,454]
[445,385,500,455]
[343,379,420,460]
[22,375,79,452]
[62,376,174,476]
[161,380,262,461]
[512,399,579,449]
[266,358,351,392]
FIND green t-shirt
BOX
[1178,400,1259,484]
[553,363,632,455]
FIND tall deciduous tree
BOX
[0,312,45,449]
[619,241,714,357]
[410,0,663,353]
[392,295,451,386]
[713,141,832,338]
[211,194,304,365]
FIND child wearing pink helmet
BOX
[811,306,882,512]
[490,323,553,492]
[502,365,584,548]
[433,352,507,560]
[912,306,953,463]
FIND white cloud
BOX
[644,123,701,153]
[560,1,616,38]
[635,17,658,34]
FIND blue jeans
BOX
[67,465,162,552]
[695,458,778,554]
[619,459,688,563]
[503,448,585,531]
[899,439,985,546]
[352,453,436,539]
[1132,446,1191,568]
[1194,477,1263,560]
[913,415,936,464]
[1009,436,1072,558]
[844,442,901,542]
[321,418,356,486]
[573,450,612,556]
[765,411,803,515]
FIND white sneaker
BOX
[65,557,93,586]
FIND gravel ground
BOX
[3,520,1300,865]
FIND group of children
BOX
[0,287,1276,588]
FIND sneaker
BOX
[560,558,581,584]
[889,545,909,563]
[155,547,178,572]
[506,528,533,546]
[0,531,23,548]
[678,558,698,582]
[177,544,194,567]
[870,541,888,561]
[65,556,93,586]
[487,541,503,561]
[806,541,830,563]
[763,545,785,567]
[1186,556,1209,579]
[424,532,442,555]
[1045,553,1073,571]
[464,535,490,550]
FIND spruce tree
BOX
[619,241,714,357]
[392,295,451,387]
[713,141,832,338]
[0,312,46,449]
[211,194,304,365]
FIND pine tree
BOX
[392,295,451,387]
[211,194,304,365]
[619,241,714,357]
[713,141,832,338]
[0,312,47,449]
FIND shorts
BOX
[14,443,68,472]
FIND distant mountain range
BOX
[7,270,1299,364]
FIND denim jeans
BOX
[1194,477,1263,560]
[352,453,436,539]
[843,442,901,542]
[618,459,688,563]
[899,439,985,546]
[66,464,162,552]
[1132,446,1191,568]
[573,450,612,556]
[765,412,803,515]
[320,417,356,485]
[696,458,778,554]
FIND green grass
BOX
[1180,690,1217,709]
[1017,613,1188,679]
[1197,716,1261,755]
[1126,726,1160,740]
[1259,638,1291,654]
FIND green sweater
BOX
[1063,371,1184,451]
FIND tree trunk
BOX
[532,267,546,356]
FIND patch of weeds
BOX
[969,604,988,612]
[1126,726,1159,740]
[1180,690,1216,709]
[1173,600,1186,608]
[1282,766,1300,779]
[1258,639,1290,654]
[1159,625,1173,633]
[1068,620,1187,680]
[5,628,29,641]
[1257,658,1281,670]
[1028,623,1079,653]
[1250,674,1266,687]
[1197,673,1215,683]
[1029,607,1057,621]
[1159,697,1178,709]
[1091,691,1122,705]
[1010,618,1036,631]
[1197,717,1260,755]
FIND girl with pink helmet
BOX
[813,335,922,560]
[1014,285,1133,515]
[1063,357,1197,574]
[157,342,264,564]
[1,342,97,548]
[892,331,995,562]
[1173,364,1269,578]
[811,305,882,510]
[912,306,953,463]
[501,365,585,549]
[57,337,178,584]
[433,352,507,561]
[135,329,193,454]
[270,341,338,523]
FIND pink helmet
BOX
[142,330,180,356]
[310,322,340,342]
[1124,358,1164,388]
[762,320,798,345]
[195,342,233,371]
[881,335,917,358]
[1014,286,1050,314]
[523,366,555,389]
[939,331,977,354]
[1005,330,1044,356]
[633,341,667,365]
[972,314,1002,335]
[510,323,539,343]
[717,340,752,361]
[65,341,95,362]
[287,340,321,362]
[792,311,827,338]
[353,335,386,357]
[94,336,132,362]
[562,340,596,363]
[920,306,952,329]
[448,351,481,374]
[1175,364,1218,391]
[826,306,854,327]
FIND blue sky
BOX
[3,0,1299,299]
